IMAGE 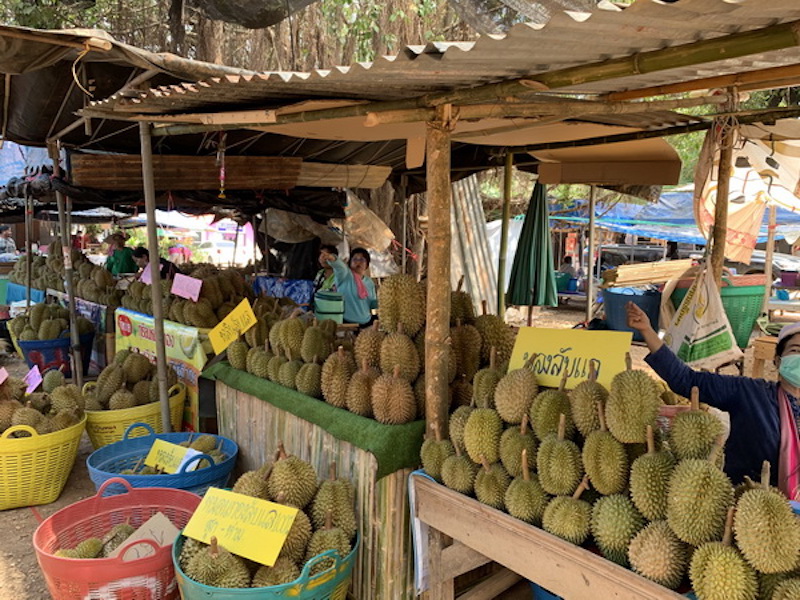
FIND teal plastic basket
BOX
[671,283,764,349]
[173,531,358,600]
[554,272,571,292]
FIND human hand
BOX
[625,301,652,333]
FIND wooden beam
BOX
[0,29,112,51]
[457,569,523,600]
[424,106,453,439]
[441,540,491,581]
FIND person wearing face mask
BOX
[321,246,377,327]
[626,301,800,498]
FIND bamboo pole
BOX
[139,122,172,432]
[586,185,596,323]
[424,106,453,438]
[24,194,32,311]
[763,202,777,313]
[498,151,513,315]
[49,142,84,387]
[400,175,408,274]
[262,209,269,272]
[710,116,735,286]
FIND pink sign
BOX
[25,365,42,394]
[0,367,8,385]
[140,263,152,285]
[171,273,203,302]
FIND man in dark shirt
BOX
[132,246,180,280]
[626,301,800,493]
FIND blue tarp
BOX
[549,191,800,245]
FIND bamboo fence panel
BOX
[216,382,415,600]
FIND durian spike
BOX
[457,275,464,292]
[489,347,497,370]
[558,369,568,392]
[572,475,590,500]
[588,362,597,383]
[596,400,607,432]
[210,536,219,557]
[557,413,566,441]
[520,413,529,436]
[521,448,530,482]
[708,435,725,465]
[392,365,402,379]
[690,386,700,411]
[722,507,735,546]
[328,462,337,481]
[760,460,771,490]
[481,300,488,316]
[624,353,632,371]
[479,454,491,472]
[645,425,656,455]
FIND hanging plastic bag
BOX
[663,264,743,369]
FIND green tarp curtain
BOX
[506,182,558,307]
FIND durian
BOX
[474,457,510,510]
[628,520,689,589]
[345,359,379,417]
[379,324,420,383]
[504,448,549,525]
[472,346,502,409]
[590,494,644,566]
[42,369,65,393]
[227,340,249,371]
[494,356,538,425]
[498,414,537,478]
[669,386,726,461]
[451,321,482,381]
[185,537,251,588]
[300,321,330,364]
[371,365,417,425]
[310,464,356,541]
[304,512,351,575]
[441,446,478,495]
[268,443,318,509]
[420,423,455,483]
[529,371,573,441]
[568,362,606,437]
[353,321,383,370]
[630,425,675,521]
[274,492,313,563]
[604,355,660,443]
[541,476,592,545]
[463,408,503,465]
[448,404,474,454]
[474,301,515,365]
[321,347,356,408]
[295,361,323,399]
[537,414,583,496]
[582,400,628,496]
[251,557,299,587]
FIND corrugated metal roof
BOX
[88,0,800,117]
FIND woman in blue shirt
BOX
[321,247,377,326]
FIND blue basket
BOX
[18,331,94,378]
[86,423,238,497]
[602,287,661,343]
[173,531,359,600]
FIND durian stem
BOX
[361,358,369,373]
[397,322,404,335]
[457,275,464,292]
[521,448,530,481]
[210,536,219,556]
[520,414,529,436]
[392,365,402,378]
[645,425,656,455]
[624,352,632,371]
[722,507,735,546]
[481,299,488,316]
[524,353,538,370]
[456,318,462,328]
[597,400,607,432]
[761,460,771,490]
[690,386,700,411]
[276,491,287,504]
[454,445,462,458]
[557,413,566,441]
[559,369,568,392]
[325,510,333,530]
[277,442,288,461]
[489,347,497,370]
[572,475,590,500]
[432,422,442,443]
[372,320,380,332]
[329,462,337,481]
[337,346,345,359]
[589,362,597,383]
[480,454,491,472]
[132,456,144,473]
[313,354,319,364]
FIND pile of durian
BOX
[54,522,136,558]
[178,444,356,588]
[118,434,227,475]
[0,369,84,436]
[8,303,95,342]
[227,274,517,426]
[120,266,255,329]
[83,349,179,412]
[421,364,800,600]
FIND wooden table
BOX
[751,335,778,378]
[413,474,683,600]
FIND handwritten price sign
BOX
[144,439,203,474]
[182,487,297,566]
[509,328,632,389]
[208,298,257,354]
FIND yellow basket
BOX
[0,416,87,510]
[9,329,22,358]
[84,382,186,450]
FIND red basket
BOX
[33,477,201,600]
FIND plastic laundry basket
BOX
[18,331,94,378]
[603,287,661,342]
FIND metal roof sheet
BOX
[88,0,800,117]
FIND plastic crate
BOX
[87,422,238,496]
[18,331,94,378]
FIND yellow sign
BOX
[209,298,257,355]
[144,439,202,474]
[509,327,632,390]
[182,487,298,566]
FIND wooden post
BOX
[763,202,777,313]
[49,142,84,387]
[139,122,172,433]
[498,151,513,315]
[262,209,269,273]
[400,175,408,274]
[424,106,453,438]
[586,185,596,323]
[710,115,734,285]
[24,193,32,311]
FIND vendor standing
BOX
[321,247,377,326]
[313,244,338,293]
[626,301,799,498]
[104,232,137,275]
[132,246,179,279]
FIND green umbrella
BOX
[506,182,558,307]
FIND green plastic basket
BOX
[670,283,765,349]
[554,272,571,292]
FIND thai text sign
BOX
[171,274,203,302]
[509,328,632,389]
[183,487,297,566]
[144,439,202,473]
[209,298,257,354]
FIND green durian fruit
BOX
[420,424,455,483]
[267,354,288,383]
[529,373,573,441]
[251,557,300,587]
[582,400,628,496]
[474,307,515,366]
[463,408,503,465]
[108,389,137,411]
[74,537,104,559]
[371,365,417,425]
[231,463,272,499]
[498,414,537,478]
[734,461,800,574]
[689,509,757,600]
[345,360,379,417]
[450,376,473,409]
[472,346,502,409]
[568,363,607,437]
[300,323,330,364]
[0,399,21,431]
[451,321,482,381]
[448,404,474,455]
[605,360,661,444]
[274,492,313,563]
[190,434,218,454]
[304,512,351,575]
[101,523,136,557]
[541,476,592,545]
[591,494,644,567]
[354,320,384,370]
[537,414,583,496]
[27,392,50,413]
[185,537,251,588]
[321,347,356,408]
[504,448,549,526]
[122,351,153,384]
[629,425,675,521]
[669,387,726,461]
[773,578,800,600]
[628,520,689,589]
[379,325,420,383]
[132,380,151,406]
[474,459,510,510]
[244,319,268,349]
[377,274,426,337]
[113,348,132,366]
[310,464,356,541]
[494,357,538,425]
[267,444,318,509]
[441,447,479,495]
[227,340,249,371]
[277,353,304,390]
[450,286,475,325]
[96,364,125,405]
[279,314,306,361]
[12,405,43,429]
[295,361,323,399]
[42,369,65,394]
